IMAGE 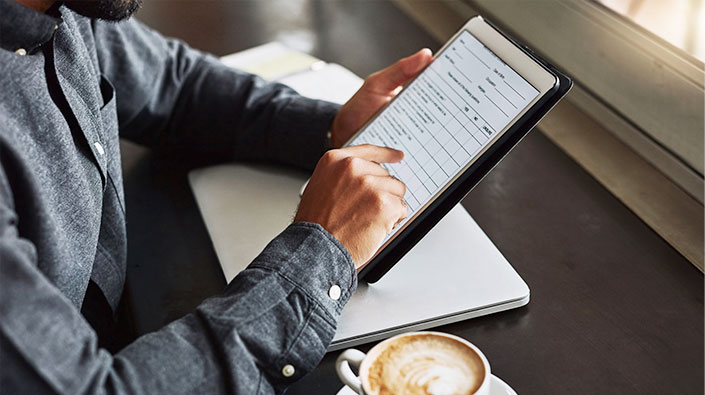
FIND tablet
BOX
[347,16,572,282]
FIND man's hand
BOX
[330,48,433,148]
[294,145,408,269]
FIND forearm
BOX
[118,222,355,394]
[1,222,354,394]
[156,55,340,170]
[94,19,339,170]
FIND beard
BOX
[63,0,142,21]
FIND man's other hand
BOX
[294,145,408,269]
[330,48,433,148]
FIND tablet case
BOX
[359,18,573,282]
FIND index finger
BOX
[338,144,404,164]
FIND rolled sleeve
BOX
[206,222,357,391]
[245,222,356,318]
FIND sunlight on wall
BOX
[596,0,704,61]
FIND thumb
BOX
[365,48,433,94]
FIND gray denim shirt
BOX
[0,1,357,393]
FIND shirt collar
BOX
[0,0,61,54]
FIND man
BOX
[0,0,433,392]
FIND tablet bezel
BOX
[354,16,570,281]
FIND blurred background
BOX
[135,0,436,76]
[596,0,704,60]
[123,2,703,392]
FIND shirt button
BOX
[281,364,295,378]
[15,48,27,56]
[328,285,341,301]
[94,142,105,156]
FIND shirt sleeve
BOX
[91,17,339,170]
[0,166,356,394]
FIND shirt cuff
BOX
[246,222,357,319]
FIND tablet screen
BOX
[348,30,540,249]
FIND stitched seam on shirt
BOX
[280,297,316,360]
[247,224,356,316]
[95,241,121,277]
[297,223,354,270]
[246,263,348,319]
[247,266,337,327]
[270,299,317,389]
[60,79,104,140]
[58,15,103,125]
[287,222,356,293]
[93,243,124,310]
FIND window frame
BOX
[460,0,704,201]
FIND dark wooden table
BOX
[121,1,703,393]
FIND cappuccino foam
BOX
[366,334,485,395]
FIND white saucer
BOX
[336,374,518,394]
[490,375,518,395]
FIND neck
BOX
[15,0,54,12]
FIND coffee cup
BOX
[335,331,491,395]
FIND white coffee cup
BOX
[336,331,491,395]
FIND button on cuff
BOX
[328,284,341,301]
[282,364,295,378]
[15,48,27,56]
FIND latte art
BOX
[366,334,485,395]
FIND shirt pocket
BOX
[97,75,126,214]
